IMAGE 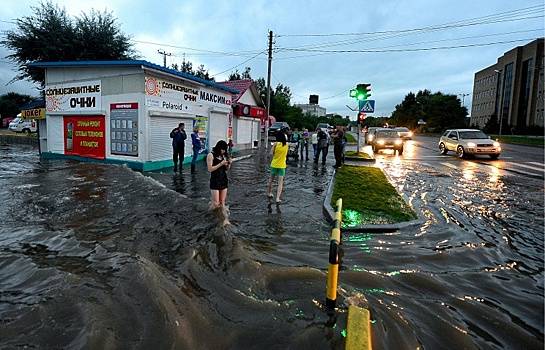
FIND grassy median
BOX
[491,135,544,147]
[331,165,417,226]
[345,133,356,143]
[345,150,372,160]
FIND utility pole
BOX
[157,49,172,68]
[264,30,273,148]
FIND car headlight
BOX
[493,141,500,147]
[368,135,374,140]
[467,142,476,147]
[408,131,413,137]
[377,140,385,145]
[394,140,402,145]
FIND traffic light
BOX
[356,83,371,100]
[358,112,366,123]
[349,84,372,100]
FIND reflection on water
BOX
[0,144,543,349]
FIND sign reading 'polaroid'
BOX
[45,80,102,113]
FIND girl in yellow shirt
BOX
[267,131,288,203]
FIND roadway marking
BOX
[508,163,545,173]
[529,162,545,167]
[440,162,459,170]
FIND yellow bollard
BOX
[345,305,372,350]
[326,198,343,309]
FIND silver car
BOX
[439,129,501,159]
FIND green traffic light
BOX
[357,93,365,100]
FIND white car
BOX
[8,116,37,133]
[439,129,501,159]
[395,127,413,140]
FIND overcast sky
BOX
[0,0,543,118]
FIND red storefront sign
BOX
[64,115,105,159]
[249,106,265,118]
[233,103,266,118]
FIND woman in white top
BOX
[311,129,319,158]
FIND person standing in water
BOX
[191,126,201,172]
[267,131,288,204]
[207,140,231,209]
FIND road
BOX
[0,140,543,349]
[366,135,544,180]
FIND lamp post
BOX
[459,93,470,107]
[494,69,503,135]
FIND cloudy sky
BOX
[0,0,543,118]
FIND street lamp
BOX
[494,69,503,135]
[459,93,470,107]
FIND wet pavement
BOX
[0,141,543,349]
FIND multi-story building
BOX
[470,38,544,132]
[295,95,326,117]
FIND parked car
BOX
[365,127,384,144]
[316,123,331,133]
[395,127,413,140]
[371,129,404,155]
[438,129,501,159]
[8,115,37,134]
[268,121,290,137]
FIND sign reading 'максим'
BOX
[45,80,102,113]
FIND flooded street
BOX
[1,141,543,349]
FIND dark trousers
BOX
[300,142,309,160]
[334,143,343,167]
[191,148,199,169]
[314,146,328,164]
[173,147,184,170]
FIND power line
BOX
[276,4,543,38]
[273,29,544,60]
[278,38,537,54]
[210,50,265,78]
[275,7,544,52]
[132,39,262,56]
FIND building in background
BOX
[218,79,264,150]
[470,38,544,133]
[295,95,326,118]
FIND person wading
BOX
[207,140,231,209]
[191,126,201,172]
[170,122,187,172]
[267,131,289,204]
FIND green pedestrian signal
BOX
[350,83,372,100]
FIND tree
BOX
[171,60,214,81]
[2,2,135,87]
[0,92,35,124]
[228,67,252,81]
[391,89,467,132]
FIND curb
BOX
[0,134,39,146]
[344,156,375,163]
[322,164,424,233]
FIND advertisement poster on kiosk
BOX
[193,115,208,154]
[64,116,105,159]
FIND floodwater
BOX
[0,143,543,349]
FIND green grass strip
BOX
[345,151,372,159]
[331,165,417,226]
[490,135,544,147]
[345,133,357,143]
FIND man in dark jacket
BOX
[332,127,345,168]
[190,126,201,172]
[170,122,187,172]
[314,129,329,165]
